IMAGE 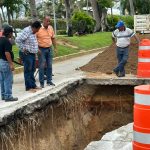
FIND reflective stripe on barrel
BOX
[139,46,150,50]
[135,93,150,105]
[134,131,150,144]
[138,58,150,63]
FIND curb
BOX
[14,46,108,74]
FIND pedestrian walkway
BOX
[0,52,99,111]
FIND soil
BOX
[80,34,150,75]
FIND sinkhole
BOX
[0,81,134,150]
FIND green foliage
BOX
[97,0,113,8]
[55,19,66,30]
[120,0,150,15]
[57,30,66,35]
[57,32,112,50]
[71,11,96,34]
[10,20,32,29]
[135,0,150,14]
[10,19,66,30]
[107,15,134,31]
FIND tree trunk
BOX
[28,0,38,21]
[0,6,5,22]
[64,0,73,36]
[0,14,2,29]
[101,8,108,31]
[129,0,135,15]
[6,6,11,24]
[90,0,101,32]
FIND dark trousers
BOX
[114,46,129,76]
[21,52,37,90]
[38,47,53,86]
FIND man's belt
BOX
[117,46,129,49]
[38,46,50,49]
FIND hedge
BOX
[10,19,66,30]
[107,15,134,31]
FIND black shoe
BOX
[47,82,55,86]
[113,69,119,77]
[1,97,5,100]
[5,97,18,102]
[40,84,44,88]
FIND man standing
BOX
[0,26,18,101]
[112,21,139,77]
[36,16,57,88]
[16,21,41,92]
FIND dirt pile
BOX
[80,34,150,75]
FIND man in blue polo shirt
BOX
[112,20,140,77]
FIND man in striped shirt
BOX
[112,21,139,77]
[16,21,41,92]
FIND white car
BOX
[13,28,22,37]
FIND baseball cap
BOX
[3,26,13,36]
[115,21,124,28]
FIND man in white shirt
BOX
[112,21,139,77]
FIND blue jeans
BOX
[38,47,53,85]
[0,59,13,99]
[21,52,36,90]
[114,46,129,75]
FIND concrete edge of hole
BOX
[0,78,85,127]
[1,77,150,128]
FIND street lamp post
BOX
[52,0,57,35]
[86,0,89,13]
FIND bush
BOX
[10,20,32,29]
[107,15,134,31]
[71,11,96,34]
[57,30,66,35]
[10,19,66,30]
[52,19,66,30]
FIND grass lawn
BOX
[57,32,112,50]
[13,32,112,62]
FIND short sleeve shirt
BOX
[112,28,135,48]
[36,25,55,48]
[0,37,13,61]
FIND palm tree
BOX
[0,0,4,28]
[129,0,135,15]
[28,0,38,21]
[90,0,101,31]
[64,0,73,36]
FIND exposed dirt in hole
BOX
[80,34,150,75]
[0,84,134,150]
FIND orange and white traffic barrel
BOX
[137,39,150,78]
[133,85,150,149]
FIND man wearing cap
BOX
[112,20,139,77]
[0,26,18,101]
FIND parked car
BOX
[13,28,22,37]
